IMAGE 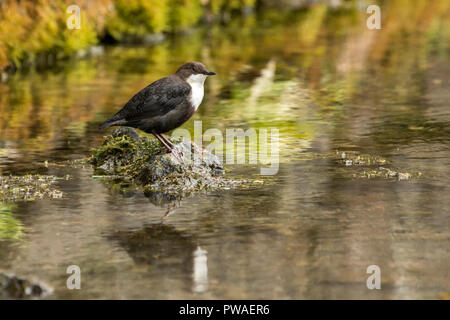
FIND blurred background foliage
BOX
[2,0,448,73]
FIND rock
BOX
[387,170,398,178]
[0,272,52,299]
[91,128,240,198]
[0,175,67,202]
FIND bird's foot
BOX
[170,146,184,163]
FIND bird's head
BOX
[175,62,216,83]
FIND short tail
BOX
[99,118,126,130]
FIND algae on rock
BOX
[91,128,239,197]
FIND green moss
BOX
[0,0,99,70]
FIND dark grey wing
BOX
[100,76,191,128]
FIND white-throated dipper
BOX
[100,62,215,157]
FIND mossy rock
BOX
[91,128,239,197]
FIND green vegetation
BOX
[0,0,100,71]
[106,0,170,39]
[0,203,23,241]
[0,0,260,71]
[0,1,448,160]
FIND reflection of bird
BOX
[100,62,215,154]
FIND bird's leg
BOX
[159,134,174,149]
[160,133,185,159]
[152,133,172,153]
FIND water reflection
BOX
[109,224,196,267]
[192,246,208,293]
[107,224,205,295]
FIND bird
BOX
[100,62,216,158]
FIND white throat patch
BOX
[186,74,207,111]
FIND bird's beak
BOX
[206,71,216,76]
